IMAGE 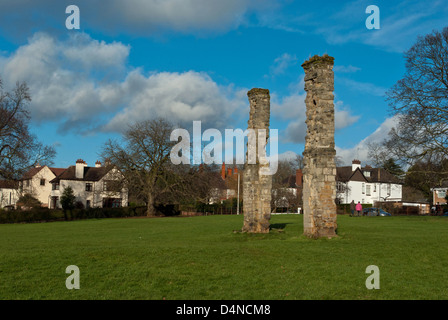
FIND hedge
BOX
[0,206,148,224]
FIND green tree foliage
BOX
[60,186,76,220]
[382,158,404,177]
[17,193,41,209]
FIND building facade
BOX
[0,180,19,209]
[336,160,403,205]
[49,160,128,209]
[20,165,65,207]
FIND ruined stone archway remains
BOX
[301,55,338,238]
[242,88,272,233]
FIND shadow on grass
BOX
[270,223,292,231]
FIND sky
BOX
[0,0,447,169]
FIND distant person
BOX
[436,203,441,216]
[355,201,362,217]
[350,200,355,216]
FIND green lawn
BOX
[0,214,447,300]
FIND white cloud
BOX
[0,32,247,135]
[338,77,387,97]
[333,65,361,73]
[0,0,275,37]
[334,101,360,130]
[1,33,129,132]
[271,81,359,144]
[267,53,298,77]
[103,70,247,132]
[278,150,300,162]
[62,34,130,71]
[315,0,448,53]
[336,116,399,165]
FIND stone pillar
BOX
[301,55,338,238]
[242,88,272,233]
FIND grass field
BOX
[1,214,448,300]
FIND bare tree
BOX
[102,118,226,216]
[102,118,179,216]
[405,159,448,202]
[0,78,56,180]
[271,160,300,213]
[384,27,448,167]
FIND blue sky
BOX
[0,0,447,168]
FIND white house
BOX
[0,180,19,209]
[49,159,128,209]
[336,160,403,205]
[20,165,65,207]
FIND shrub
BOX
[0,206,140,224]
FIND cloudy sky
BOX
[0,0,447,168]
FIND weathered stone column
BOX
[301,55,338,238]
[242,88,272,233]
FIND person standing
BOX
[355,201,363,217]
[350,200,355,216]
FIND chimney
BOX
[296,169,303,188]
[234,167,238,175]
[352,159,361,171]
[75,159,85,179]
[221,162,226,180]
[35,163,41,168]
[227,168,232,178]
[95,160,102,168]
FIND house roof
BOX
[337,167,368,183]
[50,168,66,177]
[50,165,112,183]
[21,166,45,180]
[0,180,18,189]
[21,166,66,180]
[337,166,402,184]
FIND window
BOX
[437,190,447,198]
[373,184,376,192]
[25,180,30,187]
[103,181,108,191]
[366,185,371,196]
[40,179,45,186]
[102,198,122,208]
[387,184,391,196]
[52,183,60,190]
[362,183,365,194]
[86,183,93,192]
[86,200,91,209]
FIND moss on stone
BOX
[247,88,270,96]
[301,54,334,68]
